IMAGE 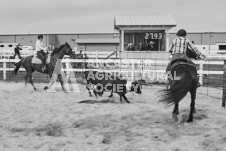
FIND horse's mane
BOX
[51,44,66,56]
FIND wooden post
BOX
[3,60,6,81]
[222,60,226,107]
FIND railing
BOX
[0,58,224,85]
[0,50,35,59]
[85,51,119,59]
[1,49,226,60]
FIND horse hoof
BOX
[187,119,193,123]
[44,86,48,90]
[172,114,178,122]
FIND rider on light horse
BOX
[167,29,206,87]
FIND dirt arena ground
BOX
[0,81,226,151]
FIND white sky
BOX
[1,0,226,34]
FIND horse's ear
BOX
[65,42,68,45]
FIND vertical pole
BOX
[96,50,99,68]
[3,60,6,81]
[222,60,226,107]
[121,29,124,51]
[132,33,135,46]
[165,29,169,51]
[199,61,203,85]
[65,58,70,80]
[131,60,135,81]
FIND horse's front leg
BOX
[46,73,57,92]
[59,73,71,92]
[58,74,67,92]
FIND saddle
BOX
[31,51,51,64]
[166,53,200,87]
[166,54,196,72]
[37,51,48,61]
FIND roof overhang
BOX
[114,14,177,31]
[115,25,176,31]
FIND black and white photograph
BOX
[0,0,226,150]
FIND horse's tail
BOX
[157,70,193,106]
[12,59,23,75]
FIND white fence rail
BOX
[1,49,226,60]
[0,50,35,59]
[0,58,224,85]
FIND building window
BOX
[219,45,226,50]
[9,45,13,47]
[0,45,4,47]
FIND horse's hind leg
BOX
[172,103,179,122]
[28,72,37,91]
[24,74,28,87]
[187,85,197,122]
[93,89,98,98]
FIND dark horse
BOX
[157,49,201,123]
[12,43,73,91]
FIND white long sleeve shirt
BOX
[35,39,48,52]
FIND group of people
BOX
[126,41,156,51]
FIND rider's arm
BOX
[187,40,201,55]
[187,40,206,59]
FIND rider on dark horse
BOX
[35,35,49,72]
[166,29,206,87]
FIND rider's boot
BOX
[42,64,47,72]
[42,55,47,72]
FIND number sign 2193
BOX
[145,33,163,39]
